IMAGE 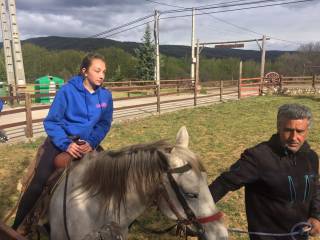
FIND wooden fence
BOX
[280,75,320,89]
[238,75,320,98]
[0,79,240,140]
[2,75,318,141]
[239,77,261,98]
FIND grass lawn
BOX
[1,95,320,239]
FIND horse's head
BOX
[157,126,228,240]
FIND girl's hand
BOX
[78,141,93,154]
[66,142,83,158]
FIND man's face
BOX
[278,118,309,153]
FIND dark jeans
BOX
[12,138,61,229]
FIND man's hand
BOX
[308,217,320,236]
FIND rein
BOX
[63,164,71,240]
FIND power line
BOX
[144,0,182,8]
[99,20,154,39]
[88,14,154,38]
[144,0,261,36]
[160,0,315,19]
[153,0,313,47]
[34,0,314,50]
[267,36,302,45]
[89,0,314,40]
[196,0,262,8]
[41,15,154,50]
[40,20,154,50]
[160,0,292,13]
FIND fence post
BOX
[177,80,180,94]
[194,40,200,106]
[128,80,131,98]
[8,84,14,106]
[279,75,283,92]
[25,93,33,138]
[156,81,160,113]
[238,61,242,99]
[220,79,223,102]
[312,74,316,90]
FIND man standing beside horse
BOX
[209,103,320,239]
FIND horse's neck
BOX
[68,159,150,228]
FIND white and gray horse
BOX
[49,126,228,239]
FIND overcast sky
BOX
[12,0,320,50]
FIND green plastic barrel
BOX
[0,82,6,97]
[34,76,64,103]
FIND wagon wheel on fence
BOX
[263,72,281,93]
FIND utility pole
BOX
[154,10,160,113]
[190,8,196,80]
[259,35,266,94]
[8,0,25,86]
[0,0,15,90]
[238,60,242,99]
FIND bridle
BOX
[159,163,223,240]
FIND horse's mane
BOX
[80,140,204,218]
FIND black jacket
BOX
[209,134,320,240]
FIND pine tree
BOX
[134,24,155,81]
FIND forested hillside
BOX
[24,36,286,61]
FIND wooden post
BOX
[8,84,14,106]
[156,83,160,113]
[25,93,33,138]
[128,80,131,98]
[220,79,223,101]
[279,75,283,92]
[312,74,316,90]
[194,39,200,106]
[238,61,242,99]
[177,80,180,94]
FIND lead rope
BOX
[228,222,312,239]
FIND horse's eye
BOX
[184,192,199,199]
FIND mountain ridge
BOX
[22,36,293,61]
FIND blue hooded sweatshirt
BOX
[44,75,113,151]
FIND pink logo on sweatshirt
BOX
[96,102,107,108]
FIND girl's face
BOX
[82,58,106,87]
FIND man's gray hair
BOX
[277,103,312,129]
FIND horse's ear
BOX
[175,126,189,148]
